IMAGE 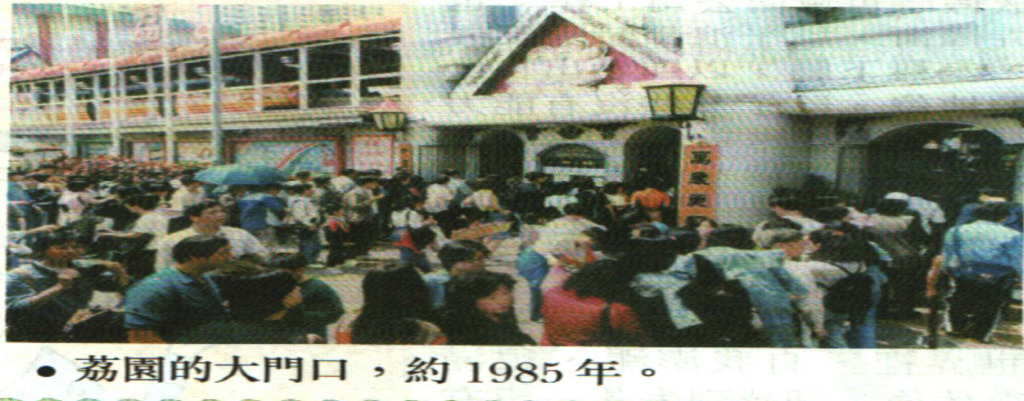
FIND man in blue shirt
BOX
[238,185,286,246]
[956,188,1023,232]
[124,235,233,343]
[943,202,1023,343]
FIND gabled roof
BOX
[451,6,686,98]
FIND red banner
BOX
[678,141,719,222]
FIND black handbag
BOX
[597,302,636,347]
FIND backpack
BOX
[823,263,874,322]
[947,226,1019,285]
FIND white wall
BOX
[787,9,1024,92]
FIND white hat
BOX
[884,192,910,201]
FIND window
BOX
[15,84,30,105]
[54,81,66,102]
[35,82,51,104]
[308,43,352,80]
[359,76,400,107]
[309,80,352,108]
[172,64,183,92]
[359,37,400,76]
[185,60,210,91]
[124,69,148,97]
[74,76,94,100]
[98,74,112,98]
[222,54,254,88]
[262,49,299,84]
[152,66,165,93]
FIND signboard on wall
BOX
[78,142,111,158]
[177,142,214,164]
[348,135,395,175]
[678,141,719,221]
[132,142,164,162]
[233,140,338,175]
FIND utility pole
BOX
[161,5,175,164]
[61,4,75,157]
[210,4,225,165]
[107,6,121,157]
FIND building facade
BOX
[10,6,1024,225]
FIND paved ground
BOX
[307,240,1022,349]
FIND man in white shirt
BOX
[425,176,456,235]
[885,192,945,235]
[154,200,268,272]
[170,178,206,213]
[290,184,322,264]
[330,169,357,195]
[445,170,473,208]
[763,196,824,234]
[344,178,382,257]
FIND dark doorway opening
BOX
[479,130,525,179]
[624,126,683,225]
[624,126,682,188]
[868,123,1020,216]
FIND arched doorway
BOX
[624,126,682,188]
[868,123,1020,213]
[478,130,524,179]
[625,126,682,225]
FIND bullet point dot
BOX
[37,366,56,377]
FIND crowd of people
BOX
[6,155,1022,347]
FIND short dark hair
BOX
[705,224,756,250]
[67,181,90,192]
[184,200,222,219]
[126,194,160,211]
[269,254,308,271]
[295,171,311,180]
[975,202,1013,223]
[357,177,378,186]
[811,206,850,223]
[30,231,78,258]
[171,235,230,264]
[760,217,803,231]
[438,240,487,271]
[875,199,908,217]
[809,229,876,264]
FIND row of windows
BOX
[12,35,399,105]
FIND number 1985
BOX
[468,362,562,384]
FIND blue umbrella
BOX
[194,164,289,186]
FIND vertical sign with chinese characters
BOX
[398,143,413,173]
[678,141,719,222]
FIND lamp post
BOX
[643,82,706,139]
[369,97,407,132]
